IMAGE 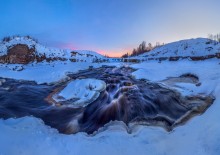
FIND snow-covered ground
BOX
[0,59,220,155]
[0,61,97,84]
[0,61,122,84]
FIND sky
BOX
[0,0,220,57]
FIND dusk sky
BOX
[0,0,220,57]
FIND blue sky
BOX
[0,0,220,56]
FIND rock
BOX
[51,78,106,107]
[196,82,202,86]
[0,44,36,64]
[216,53,220,58]
[7,44,36,64]
[69,58,77,62]
[158,57,168,61]
[190,56,206,61]
[169,56,180,61]
[123,59,140,63]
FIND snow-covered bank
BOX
[132,59,220,96]
[0,61,95,84]
[0,61,121,84]
[0,59,220,155]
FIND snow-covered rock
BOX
[53,79,106,107]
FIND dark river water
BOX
[0,66,215,134]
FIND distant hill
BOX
[0,36,104,64]
[134,38,220,61]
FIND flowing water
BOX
[0,66,215,134]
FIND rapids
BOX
[0,66,214,134]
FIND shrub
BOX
[2,36,11,42]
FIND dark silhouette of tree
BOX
[121,41,164,58]
[121,53,129,58]
[2,36,11,42]
[128,41,160,57]
[132,48,137,56]
[148,43,152,50]
[208,33,220,42]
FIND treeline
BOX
[122,41,163,58]
[208,33,220,42]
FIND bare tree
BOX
[208,33,220,42]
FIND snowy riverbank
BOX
[0,59,220,155]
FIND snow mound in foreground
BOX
[53,79,106,107]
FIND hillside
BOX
[135,38,220,61]
[0,36,104,64]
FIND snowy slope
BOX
[0,36,104,62]
[136,38,220,58]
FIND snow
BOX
[0,61,99,84]
[171,83,199,96]
[0,37,36,56]
[0,59,220,155]
[0,37,220,154]
[135,38,220,58]
[53,79,106,107]
[0,36,105,62]
[0,78,6,86]
[131,59,219,95]
[0,61,122,84]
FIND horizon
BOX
[1,35,214,58]
[0,0,220,57]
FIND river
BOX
[0,66,214,134]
